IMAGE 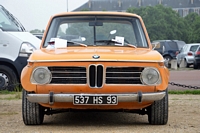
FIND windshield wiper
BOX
[127,44,137,48]
[95,39,137,48]
[95,39,122,45]
[48,39,87,47]
[67,41,87,47]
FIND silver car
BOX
[176,43,200,67]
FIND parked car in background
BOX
[32,33,43,40]
[21,11,169,125]
[152,40,186,65]
[176,43,200,67]
[193,45,200,69]
[0,5,41,91]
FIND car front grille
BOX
[48,66,144,86]
[89,65,103,88]
[48,67,87,84]
[106,67,143,84]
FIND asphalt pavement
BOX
[169,69,200,90]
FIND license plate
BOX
[73,95,118,105]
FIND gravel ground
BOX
[0,94,200,133]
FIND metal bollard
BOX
[179,59,185,68]
[171,59,177,70]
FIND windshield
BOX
[0,6,25,31]
[44,15,148,48]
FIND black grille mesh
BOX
[48,67,86,84]
[106,67,143,84]
[47,66,143,85]
[89,65,103,87]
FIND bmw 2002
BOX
[21,12,169,125]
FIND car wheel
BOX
[177,63,180,68]
[148,89,168,125]
[184,59,190,68]
[164,56,171,68]
[22,89,44,125]
[0,65,18,91]
[193,61,198,69]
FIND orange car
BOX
[21,12,169,125]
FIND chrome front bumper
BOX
[26,91,166,104]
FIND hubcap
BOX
[0,73,9,88]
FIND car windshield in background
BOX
[44,16,148,48]
[176,41,186,50]
[0,6,24,31]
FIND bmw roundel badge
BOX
[92,55,100,59]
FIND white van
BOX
[0,5,41,90]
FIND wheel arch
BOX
[163,54,172,59]
[0,58,20,80]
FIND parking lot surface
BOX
[0,69,200,132]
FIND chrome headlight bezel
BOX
[30,67,52,85]
[140,67,161,85]
[19,42,36,57]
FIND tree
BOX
[30,29,43,33]
[127,5,190,43]
[184,13,200,43]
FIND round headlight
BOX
[141,67,160,85]
[31,67,51,84]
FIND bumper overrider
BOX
[26,91,166,104]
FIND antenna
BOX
[66,0,68,12]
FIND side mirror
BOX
[162,45,165,54]
[151,42,159,50]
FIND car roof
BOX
[52,11,141,18]
[185,43,200,45]
[152,40,184,42]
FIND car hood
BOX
[29,47,163,62]
[29,47,164,62]
[8,32,41,49]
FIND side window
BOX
[190,45,199,52]
[154,42,163,50]
[168,42,178,49]
[181,45,187,52]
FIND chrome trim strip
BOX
[51,71,86,73]
[28,59,165,63]
[106,77,140,79]
[52,77,86,78]
[26,91,166,103]
[106,72,141,73]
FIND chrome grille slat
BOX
[106,77,141,79]
[51,71,86,73]
[52,77,86,78]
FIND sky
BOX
[0,0,88,31]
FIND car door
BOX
[177,45,187,64]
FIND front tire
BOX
[148,89,168,125]
[0,65,18,91]
[164,56,171,68]
[193,61,198,69]
[22,89,44,125]
[184,59,189,68]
